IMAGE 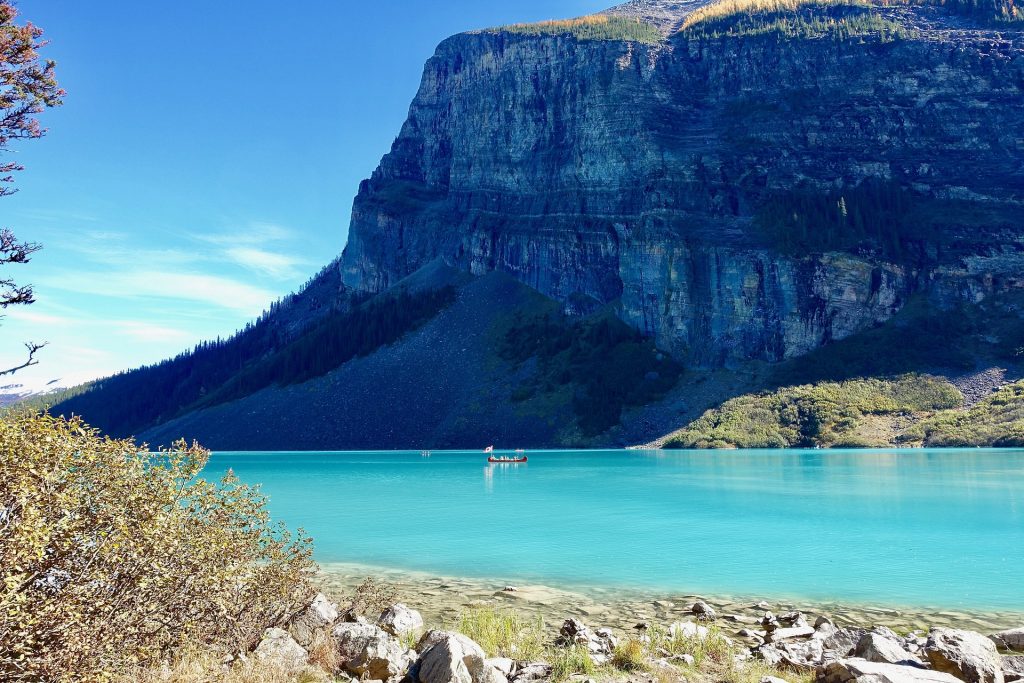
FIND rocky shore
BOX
[246,584,1024,683]
[316,564,1024,635]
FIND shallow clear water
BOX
[205,449,1024,610]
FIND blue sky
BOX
[1,0,609,391]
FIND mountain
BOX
[48,0,1024,449]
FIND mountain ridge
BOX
[41,0,1024,448]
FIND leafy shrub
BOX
[491,15,662,43]
[905,381,1024,447]
[343,576,399,620]
[0,414,315,682]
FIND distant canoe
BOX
[488,456,527,463]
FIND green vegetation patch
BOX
[896,0,1023,23]
[489,15,662,44]
[664,375,963,449]
[499,312,682,437]
[678,0,911,40]
[905,381,1024,447]
[755,179,927,258]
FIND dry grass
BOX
[456,606,546,660]
[679,0,868,29]
[117,650,331,683]
[306,630,340,674]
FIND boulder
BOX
[925,628,1005,683]
[692,600,718,621]
[379,603,424,637]
[466,655,508,683]
[253,627,309,671]
[856,632,922,666]
[289,593,339,647]
[414,631,497,683]
[818,658,966,683]
[416,630,486,659]
[823,628,869,660]
[762,677,792,683]
[1002,655,1024,682]
[991,630,1024,653]
[557,618,591,646]
[333,621,411,681]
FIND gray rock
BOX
[818,658,967,683]
[824,628,870,660]
[415,631,497,683]
[511,662,553,683]
[334,621,411,682]
[779,612,810,629]
[991,630,1024,653]
[416,630,486,659]
[766,626,817,643]
[378,603,424,637]
[1002,655,1024,682]
[677,653,696,666]
[758,639,825,671]
[253,627,308,671]
[289,593,339,647]
[856,632,922,666]
[762,677,791,683]
[466,655,508,683]
[486,658,516,677]
[925,628,1005,683]
[692,600,718,621]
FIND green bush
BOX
[0,414,315,682]
[664,374,963,449]
[906,381,1024,447]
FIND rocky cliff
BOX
[341,0,1024,366]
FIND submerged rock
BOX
[925,628,1005,683]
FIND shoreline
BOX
[316,562,1024,634]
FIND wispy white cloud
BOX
[224,246,307,279]
[46,269,279,317]
[113,320,194,343]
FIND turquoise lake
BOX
[205,449,1024,610]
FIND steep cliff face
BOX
[341,3,1024,366]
